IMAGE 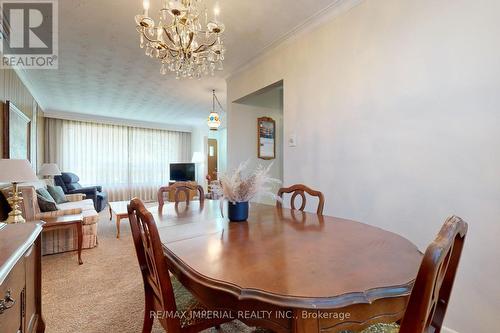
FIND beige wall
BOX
[227,0,500,332]
[228,103,283,204]
[0,69,44,170]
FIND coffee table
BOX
[108,201,129,239]
[42,214,84,265]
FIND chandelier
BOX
[208,89,224,130]
[135,0,226,79]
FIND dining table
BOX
[150,200,422,333]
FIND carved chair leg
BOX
[143,291,154,333]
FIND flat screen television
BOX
[170,163,195,182]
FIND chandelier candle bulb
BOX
[214,5,220,21]
[143,0,150,16]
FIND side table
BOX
[41,214,84,265]
[108,201,129,239]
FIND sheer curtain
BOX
[45,118,191,201]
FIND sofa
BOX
[3,183,100,255]
[54,172,108,212]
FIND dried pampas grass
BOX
[211,161,281,203]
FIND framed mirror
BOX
[257,117,275,160]
[3,101,31,160]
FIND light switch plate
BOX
[288,133,297,147]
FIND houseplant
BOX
[211,162,280,222]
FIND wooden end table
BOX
[42,214,84,265]
[108,201,129,239]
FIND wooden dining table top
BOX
[151,200,422,309]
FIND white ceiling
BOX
[19,0,344,128]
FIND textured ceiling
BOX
[19,0,343,127]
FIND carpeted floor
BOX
[41,206,259,333]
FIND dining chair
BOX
[128,198,230,333]
[276,184,325,215]
[358,215,468,333]
[157,182,204,209]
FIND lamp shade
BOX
[38,163,61,176]
[207,111,221,131]
[191,152,204,164]
[0,159,38,183]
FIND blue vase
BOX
[228,201,249,222]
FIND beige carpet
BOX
[41,206,260,333]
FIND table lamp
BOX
[0,159,38,223]
[38,163,61,185]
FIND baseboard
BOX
[442,327,459,333]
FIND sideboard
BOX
[0,222,45,333]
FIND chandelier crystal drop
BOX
[135,0,226,79]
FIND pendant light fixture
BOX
[207,89,224,131]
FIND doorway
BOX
[207,138,218,187]
[230,80,284,204]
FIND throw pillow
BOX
[37,194,58,212]
[36,187,55,203]
[47,185,68,204]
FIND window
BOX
[45,118,191,201]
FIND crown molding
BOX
[43,110,194,133]
[226,0,365,81]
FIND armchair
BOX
[55,172,108,212]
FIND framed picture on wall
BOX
[257,117,275,160]
[3,100,31,161]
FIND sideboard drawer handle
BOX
[0,290,16,314]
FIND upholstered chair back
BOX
[55,172,82,193]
